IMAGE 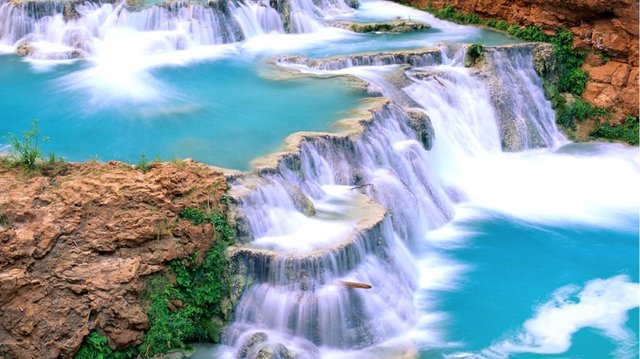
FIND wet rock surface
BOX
[331,20,430,33]
[0,160,227,358]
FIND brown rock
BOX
[403,0,639,119]
[0,161,228,358]
[582,82,618,108]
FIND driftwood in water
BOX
[433,76,446,88]
[339,281,373,289]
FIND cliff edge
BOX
[0,160,227,358]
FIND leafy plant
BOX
[75,331,137,359]
[494,20,509,31]
[139,206,236,357]
[464,43,484,67]
[136,153,151,173]
[4,119,47,170]
[557,98,608,129]
[508,24,547,42]
[591,115,639,145]
[179,207,208,225]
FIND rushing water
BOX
[0,0,637,358]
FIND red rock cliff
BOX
[0,160,227,358]
[408,0,639,119]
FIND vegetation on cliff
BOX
[2,119,67,175]
[74,205,237,358]
[140,207,236,356]
[399,2,638,145]
[0,121,232,358]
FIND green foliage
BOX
[464,43,484,67]
[46,152,64,165]
[557,67,588,95]
[591,115,639,145]
[557,98,608,129]
[432,4,481,24]
[75,332,137,359]
[0,213,7,227]
[179,207,208,225]
[420,4,587,96]
[139,207,235,357]
[550,29,588,95]
[507,24,547,42]
[137,153,151,173]
[494,20,509,31]
[3,119,47,170]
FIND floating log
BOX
[339,281,372,289]
[434,76,446,88]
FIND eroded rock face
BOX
[403,0,639,119]
[0,160,227,358]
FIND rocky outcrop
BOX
[277,48,442,70]
[401,0,639,119]
[15,42,34,57]
[0,160,228,358]
[331,20,430,33]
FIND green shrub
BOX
[464,43,484,67]
[508,25,547,42]
[139,206,235,357]
[557,98,608,128]
[136,153,151,173]
[3,119,46,170]
[495,20,509,31]
[591,115,639,145]
[46,152,64,165]
[179,207,208,225]
[75,332,137,359]
[558,67,588,95]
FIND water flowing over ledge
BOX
[0,0,356,59]
[212,42,567,358]
[1,0,637,355]
[223,99,452,358]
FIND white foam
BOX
[249,185,364,252]
[469,275,640,358]
[444,145,640,228]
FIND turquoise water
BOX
[302,28,523,59]
[0,55,365,170]
[419,212,639,358]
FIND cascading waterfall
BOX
[221,103,453,358]
[0,0,354,58]
[1,0,634,355]
[0,0,244,58]
[476,45,566,151]
[221,43,569,358]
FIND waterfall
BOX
[0,0,244,58]
[222,102,452,358]
[222,44,567,358]
[477,45,566,151]
[0,0,354,59]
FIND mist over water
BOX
[0,0,637,358]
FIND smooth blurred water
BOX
[0,0,637,358]
[0,55,364,170]
[418,212,639,358]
